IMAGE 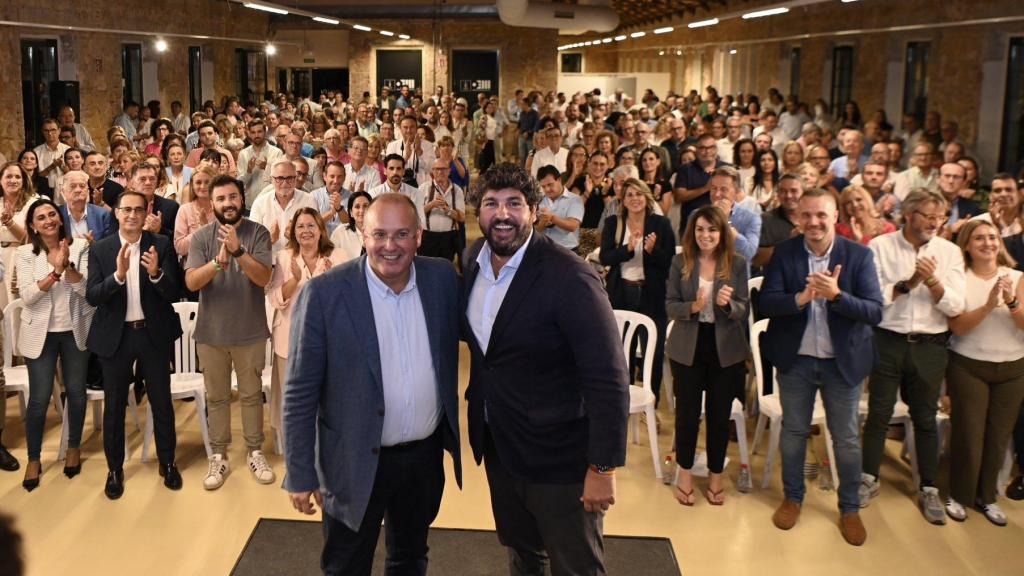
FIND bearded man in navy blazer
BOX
[284,193,461,576]
[462,162,629,575]
[759,188,883,546]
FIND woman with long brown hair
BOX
[267,208,344,452]
[665,205,749,506]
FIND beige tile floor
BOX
[1,343,1021,575]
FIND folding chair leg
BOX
[763,418,782,489]
[196,394,213,459]
[752,413,767,455]
[645,406,662,480]
[17,391,27,420]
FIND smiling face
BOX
[906,200,946,244]
[623,184,648,215]
[693,215,720,255]
[211,181,244,225]
[989,178,1020,213]
[478,188,535,257]
[363,197,421,290]
[965,222,1001,267]
[798,193,837,245]
[30,202,63,239]
[293,212,321,249]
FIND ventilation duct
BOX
[496,0,620,34]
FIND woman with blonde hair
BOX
[0,162,39,306]
[781,141,804,174]
[836,185,895,245]
[173,165,216,260]
[666,204,749,505]
[365,134,386,184]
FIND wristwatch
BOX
[895,280,911,295]
[230,245,247,258]
[590,464,616,475]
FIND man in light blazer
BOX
[59,170,115,243]
[759,188,883,546]
[86,190,183,499]
[284,194,461,576]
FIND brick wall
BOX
[0,0,269,159]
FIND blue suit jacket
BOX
[61,204,115,241]
[759,234,883,387]
[282,256,462,530]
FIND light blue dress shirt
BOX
[797,239,836,359]
[365,263,441,446]
[467,232,533,354]
[539,190,584,250]
[310,186,351,235]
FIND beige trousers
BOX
[198,341,267,455]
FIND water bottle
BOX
[737,464,752,493]
[818,458,834,492]
[662,455,676,485]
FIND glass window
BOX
[830,46,854,118]
[561,53,583,74]
[999,38,1024,175]
[122,43,143,108]
[903,42,930,125]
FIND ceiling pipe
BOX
[496,0,619,34]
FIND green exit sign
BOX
[303,57,316,64]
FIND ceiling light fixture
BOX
[688,18,719,28]
[398,34,410,40]
[312,16,339,25]
[654,27,673,34]
[352,24,372,31]
[614,35,627,41]
[630,31,646,38]
[658,50,665,55]
[730,49,738,54]
[266,44,277,55]
[602,38,612,43]
[243,2,288,15]
[742,7,790,19]
[380,30,394,36]
[155,39,168,52]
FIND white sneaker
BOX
[204,454,229,491]
[858,473,880,508]
[247,450,276,484]
[945,497,967,522]
[977,501,1008,527]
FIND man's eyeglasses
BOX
[913,210,948,224]
[118,207,147,215]
[272,176,297,183]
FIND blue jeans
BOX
[25,331,90,461]
[777,356,863,513]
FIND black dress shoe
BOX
[1007,476,1024,501]
[160,463,182,490]
[0,445,20,472]
[104,469,125,500]
[22,461,41,492]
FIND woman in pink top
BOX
[267,208,344,447]
[173,165,216,259]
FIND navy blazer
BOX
[85,231,183,357]
[759,234,883,387]
[462,233,629,484]
[283,256,462,531]
[61,204,115,241]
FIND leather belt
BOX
[622,279,645,287]
[879,328,949,345]
[126,320,147,329]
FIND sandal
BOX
[673,485,695,506]
[705,488,725,506]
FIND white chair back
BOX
[3,300,26,365]
[747,276,763,333]
[172,302,200,374]
[613,310,657,394]
[750,318,776,400]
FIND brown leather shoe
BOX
[772,499,801,530]
[839,512,867,546]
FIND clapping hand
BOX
[47,238,70,274]
[643,232,657,254]
[691,286,707,314]
[807,264,843,301]
[998,274,1015,305]
[911,256,938,288]
[268,219,280,244]
[715,284,733,307]
[218,222,241,254]
[627,229,642,251]
[144,211,162,233]
[140,245,160,278]
[289,255,302,280]
[115,241,131,282]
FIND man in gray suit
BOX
[283,193,462,575]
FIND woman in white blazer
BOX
[17,198,94,491]
[328,191,371,261]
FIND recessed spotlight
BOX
[658,50,665,56]
[729,49,738,54]
[266,44,277,55]
[155,39,168,52]
[380,30,394,37]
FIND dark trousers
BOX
[483,429,605,576]
[477,140,496,173]
[612,283,666,407]
[1015,402,1024,468]
[947,352,1024,505]
[321,426,445,576]
[862,329,948,487]
[101,324,176,470]
[419,230,459,261]
[670,323,745,474]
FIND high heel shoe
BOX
[64,448,82,479]
[22,460,41,492]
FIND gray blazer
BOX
[282,255,462,531]
[665,254,750,367]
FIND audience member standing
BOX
[667,205,749,505]
[86,190,183,499]
[761,188,882,546]
[17,199,93,491]
[944,219,1024,526]
[0,162,39,307]
[185,176,274,491]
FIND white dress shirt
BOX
[869,230,966,334]
[114,234,145,322]
[237,143,283,207]
[419,181,463,232]
[797,240,835,358]
[531,146,569,178]
[365,263,441,446]
[386,138,436,186]
[368,182,426,227]
[344,162,382,192]
[249,189,319,257]
[467,232,532,354]
[33,142,70,189]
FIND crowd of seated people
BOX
[1,82,1023,545]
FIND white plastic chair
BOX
[750,319,839,490]
[3,300,33,421]
[746,276,764,417]
[142,302,212,463]
[663,321,675,411]
[59,385,141,462]
[614,310,662,480]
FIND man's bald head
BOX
[365,193,420,232]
